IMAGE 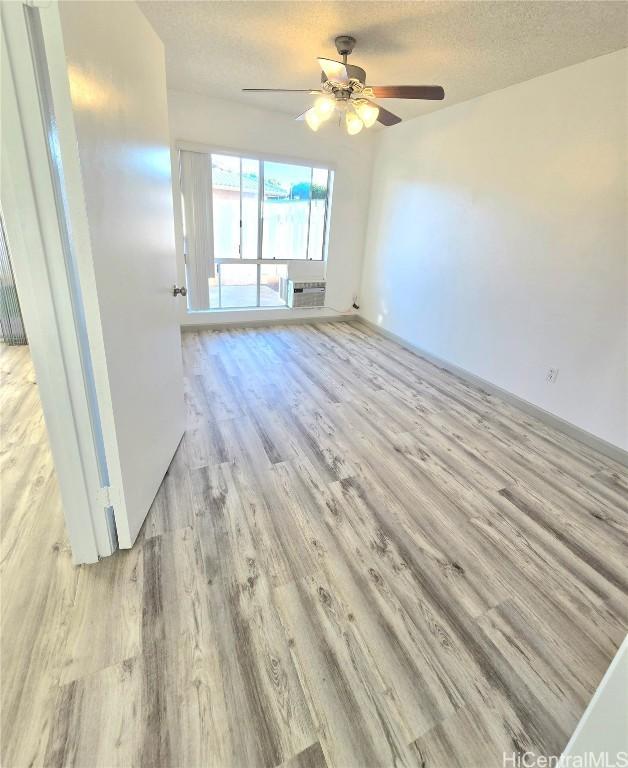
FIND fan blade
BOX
[364,99,401,126]
[318,58,349,84]
[242,88,322,93]
[369,85,445,100]
[295,111,307,122]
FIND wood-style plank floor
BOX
[1,321,627,768]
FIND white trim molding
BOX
[1,1,114,563]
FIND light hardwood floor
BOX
[1,322,627,768]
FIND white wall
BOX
[167,89,375,325]
[359,49,628,451]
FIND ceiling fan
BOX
[242,35,444,136]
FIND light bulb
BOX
[345,110,364,135]
[305,108,322,132]
[314,96,335,121]
[355,100,379,128]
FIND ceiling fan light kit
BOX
[314,95,336,119]
[243,35,445,137]
[345,108,364,135]
[354,99,379,128]
[304,107,323,131]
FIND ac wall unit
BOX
[283,279,326,309]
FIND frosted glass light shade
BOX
[314,96,335,120]
[355,100,379,128]
[305,108,322,131]
[345,110,364,135]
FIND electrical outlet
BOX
[546,368,559,384]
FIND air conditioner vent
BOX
[285,280,326,309]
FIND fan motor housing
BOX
[335,35,356,56]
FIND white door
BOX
[15,0,186,550]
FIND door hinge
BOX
[98,485,113,508]
[98,486,119,552]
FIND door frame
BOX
[1,1,117,563]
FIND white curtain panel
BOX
[179,149,213,310]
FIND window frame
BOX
[178,140,335,260]
[210,258,289,311]
[177,140,336,176]
[210,151,333,263]
[177,142,335,310]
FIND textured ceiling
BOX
[140,1,628,122]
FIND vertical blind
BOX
[179,149,213,311]
[0,212,27,345]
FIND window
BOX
[211,154,241,260]
[262,161,311,261]
[208,262,288,309]
[207,153,333,309]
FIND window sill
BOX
[188,305,290,314]
[181,305,347,329]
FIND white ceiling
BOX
[140,1,628,122]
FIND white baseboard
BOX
[354,316,628,468]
